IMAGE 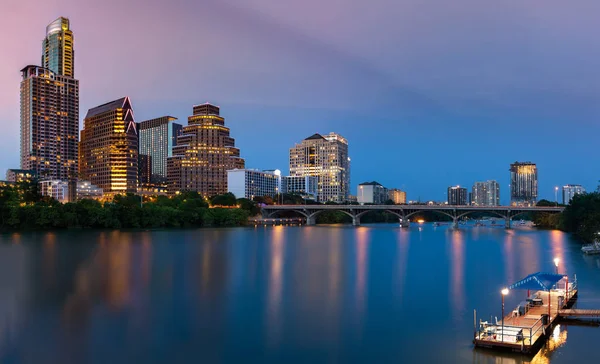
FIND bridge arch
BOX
[308,209,355,221]
[405,209,455,220]
[456,210,508,220]
[265,209,309,219]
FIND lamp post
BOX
[554,257,560,275]
[501,288,509,342]
[555,186,559,206]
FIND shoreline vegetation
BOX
[1,181,598,242]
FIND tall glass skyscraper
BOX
[510,162,538,206]
[20,18,79,196]
[79,97,139,195]
[447,186,468,205]
[42,17,74,77]
[138,116,182,184]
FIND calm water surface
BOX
[1,224,600,363]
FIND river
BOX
[1,224,599,363]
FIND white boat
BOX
[582,241,600,255]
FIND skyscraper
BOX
[289,133,350,202]
[562,184,585,205]
[447,186,467,205]
[167,103,244,196]
[510,162,538,206]
[471,180,500,206]
[138,116,182,184]
[20,17,79,189]
[79,97,138,195]
[42,17,74,77]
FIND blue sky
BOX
[2,0,599,202]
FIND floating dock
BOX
[474,272,578,355]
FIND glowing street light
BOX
[555,186,559,206]
[501,288,509,342]
[554,257,560,274]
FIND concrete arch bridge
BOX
[261,205,564,228]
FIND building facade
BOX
[471,180,500,206]
[357,181,388,204]
[289,133,350,202]
[448,186,468,205]
[6,169,37,183]
[138,116,182,183]
[388,188,407,204]
[281,176,318,200]
[510,162,537,206]
[76,180,103,200]
[39,180,70,203]
[42,17,74,78]
[167,103,245,196]
[227,169,281,199]
[20,65,79,181]
[562,184,585,205]
[79,97,139,195]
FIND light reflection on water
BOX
[0,225,599,363]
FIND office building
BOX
[388,188,407,204]
[167,103,244,196]
[471,180,500,206]
[510,162,537,206]
[79,97,138,195]
[42,17,74,77]
[138,154,152,185]
[6,169,37,183]
[448,186,468,205]
[562,184,585,205]
[289,133,350,202]
[357,181,388,204]
[76,181,103,200]
[281,176,318,200]
[138,116,182,183]
[227,169,281,199]
[20,17,79,190]
[39,180,70,203]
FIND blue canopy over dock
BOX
[507,272,564,291]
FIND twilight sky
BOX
[2,0,599,202]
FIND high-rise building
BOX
[447,186,468,205]
[42,17,74,78]
[562,184,585,205]
[138,154,152,185]
[20,66,79,181]
[227,169,281,200]
[79,97,139,195]
[289,133,350,202]
[167,103,244,196]
[357,181,388,204]
[138,116,182,184]
[20,17,79,197]
[388,188,407,204]
[471,180,500,206]
[281,176,318,200]
[510,162,537,206]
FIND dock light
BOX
[554,257,560,274]
[501,288,509,343]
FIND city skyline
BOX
[2,2,599,202]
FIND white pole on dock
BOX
[473,309,476,339]
[502,288,509,342]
